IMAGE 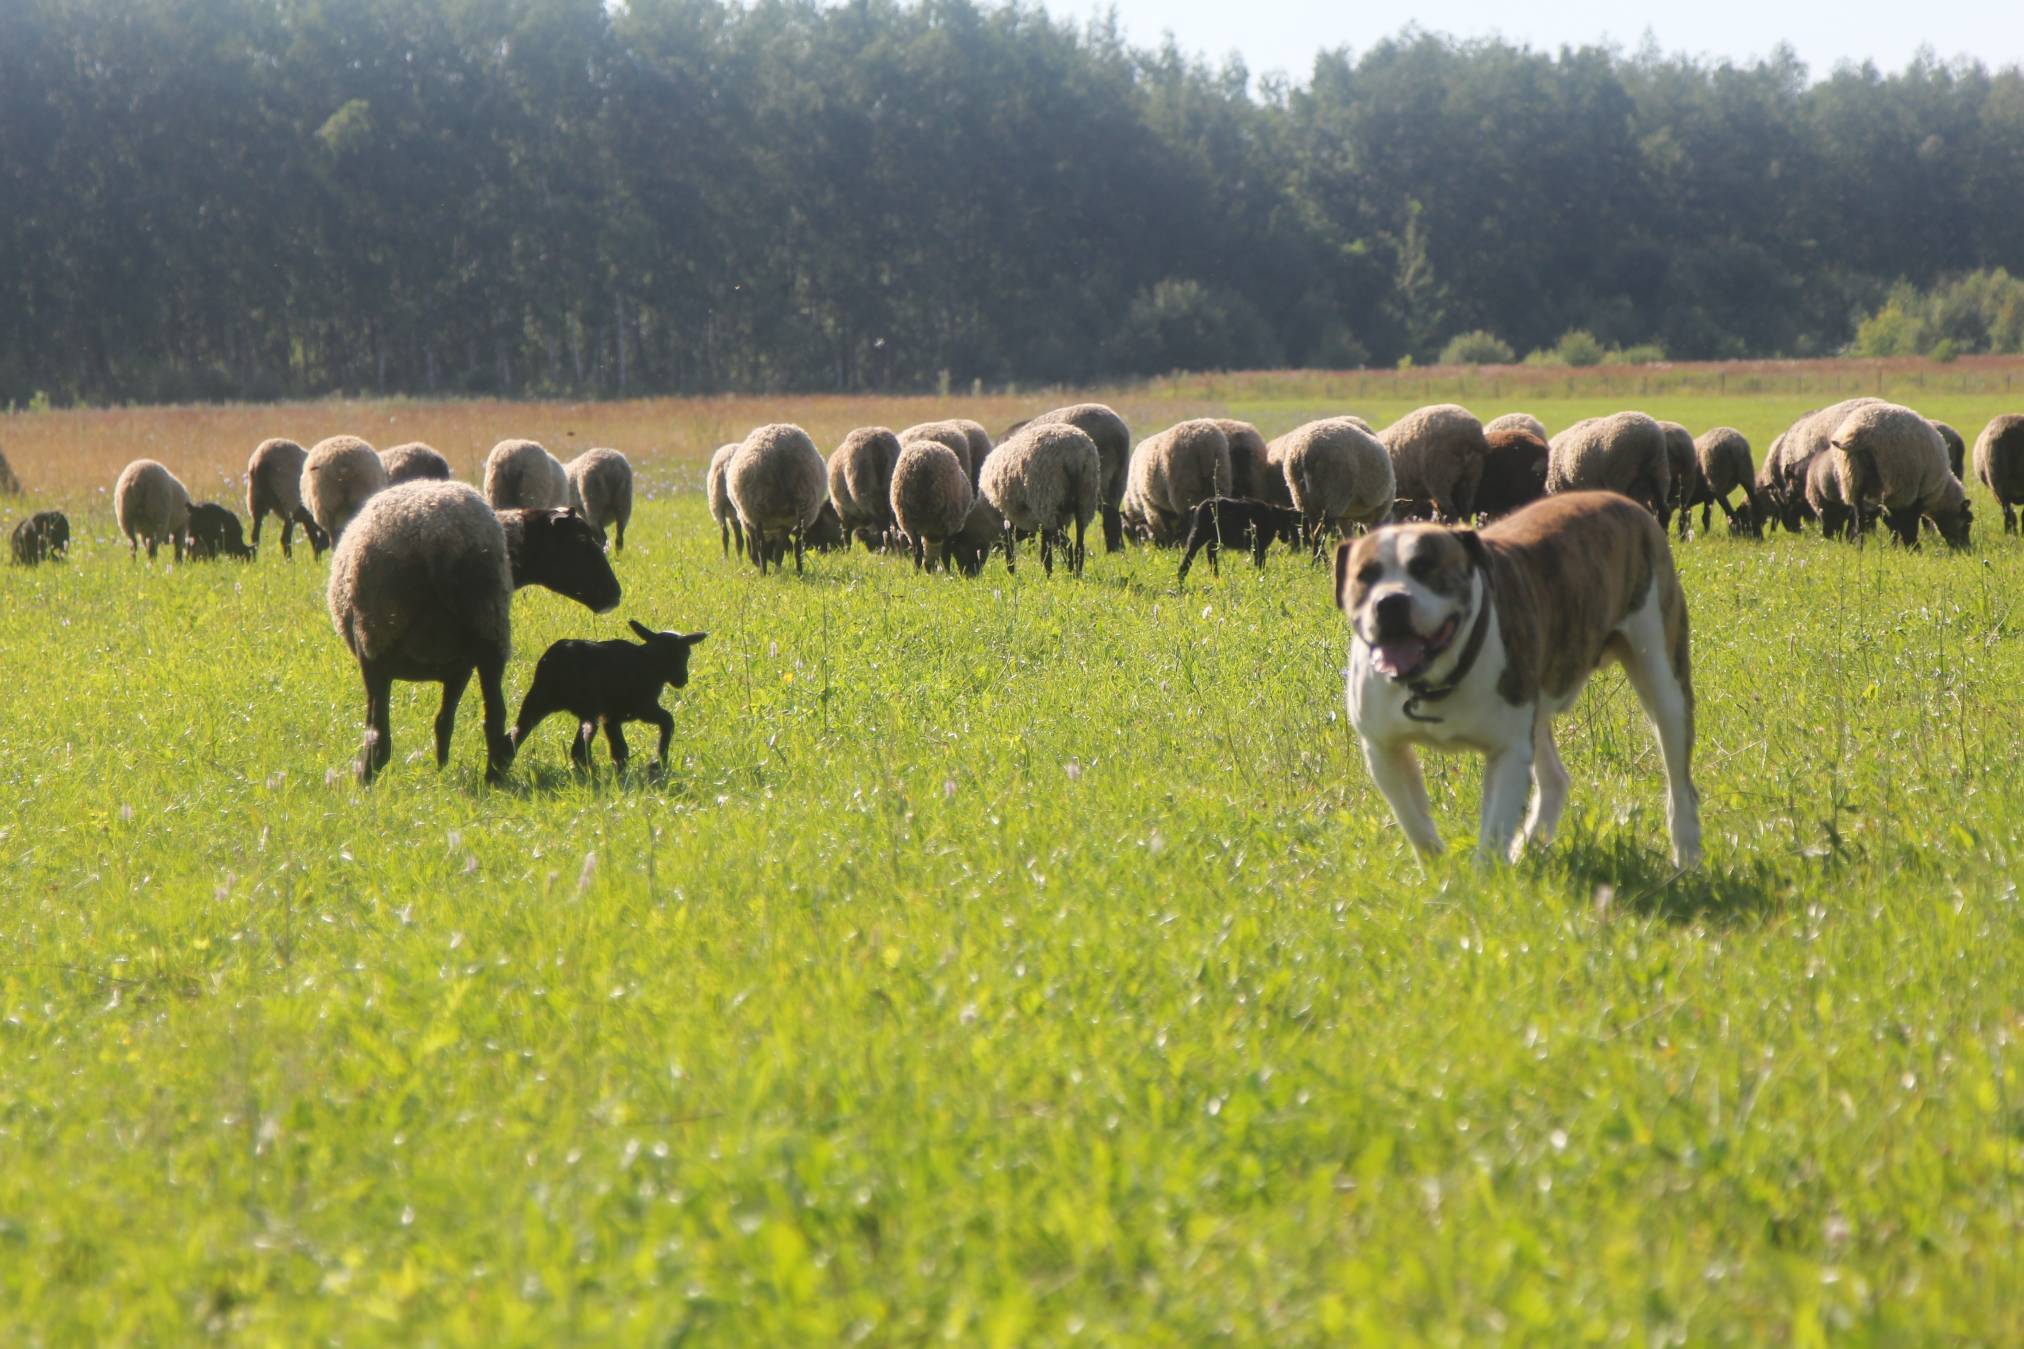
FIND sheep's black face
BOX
[529,509,622,613]
[1938,501,1973,551]
[630,620,707,687]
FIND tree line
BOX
[3,0,2022,406]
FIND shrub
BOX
[1553,329,1606,367]
[1853,301,1925,357]
[1609,343,1667,365]
[1438,330,1516,365]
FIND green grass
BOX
[3,394,2023,1341]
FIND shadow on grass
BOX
[1537,834,1783,925]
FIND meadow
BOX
[2,368,2022,1341]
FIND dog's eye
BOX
[1406,554,1438,581]
[1357,563,1381,586]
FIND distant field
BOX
[2,372,2022,1340]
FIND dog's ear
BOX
[1455,529,1490,573]
[1333,539,1355,611]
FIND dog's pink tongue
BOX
[1373,637,1427,678]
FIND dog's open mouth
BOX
[1371,614,1459,681]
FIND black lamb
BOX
[511,621,708,772]
[1175,497,1304,582]
[11,511,70,565]
[187,502,255,560]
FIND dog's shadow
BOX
[1534,835,1781,925]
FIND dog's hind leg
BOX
[1364,740,1443,857]
[1478,743,1535,862]
[1522,712,1570,853]
[1618,598,1703,868]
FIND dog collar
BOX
[1402,566,1494,724]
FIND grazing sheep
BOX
[979,422,1101,576]
[1933,421,1967,480]
[0,448,20,495]
[1484,412,1548,441]
[1209,419,1270,499]
[187,503,254,560]
[245,437,328,560]
[707,442,744,559]
[511,621,707,774]
[954,419,994,486]
[1175,498,1304,582]
[1656,421,1697,532]
[890,439,975,571]
[301,435,389,544]
[328,483,621,783]
[1546,412,1670,515]
[945,496,1006,577]
[806,499,849,552]
[1804,450,1855,540]
[114,459,192,561]
[1379,404,1490,521]
[1025,403,1131,551]
[482,438,570,511]
[1473,427,1550,520]
[727,423,829,574]
[1831,402,1972,548]
[566,448,634,551]
[899,421,973,480]
[1272,417,1395,551]
[381,442,453,485]
[1127,420,1233,545]
[828,426,903,550]
[1758,399,1881,530]
[11,511,68,565]
[1686,428,1761,536]
[1972,414,2024,533]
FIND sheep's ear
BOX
[629,619,654,640]
[682,631,709,646]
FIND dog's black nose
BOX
[1373,592,1413,635]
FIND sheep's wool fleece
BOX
[327,482,512,664]
[115,459,191,538]
[1831,403,1960,515]
[728,424,827,530]
[981,423,1101,530]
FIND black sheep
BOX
[1473,429,1550,521]
[1175,497,1304,582]
[11,511,69,565]
[187,502,255,560]
[511,621,707,773]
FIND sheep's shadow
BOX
[1534,836,1782,925]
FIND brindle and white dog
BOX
[1335,491,1701,866]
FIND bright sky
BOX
[1074,0,2024,83]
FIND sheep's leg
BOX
[1073,517,1086,577]
[615,516,626,552]
[2005,501,2017,534]
[357,661,395,784]
[571,723,595,769]
[793,524,805,574]
[173,531,184,563]
[144,535,157,560]
[1888,508,1921,549]
[250,507,264,555]
[476,652,512,783]
[1176,521,1207,582]
[646,707,674,768]
[1003,523,1016,574]
[1102,504,1124,554]
[1040,529,1054,577]
[604,720,630,772]
[912,536,925,571]
[433,667,472,768]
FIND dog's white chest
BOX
[1346,640,1523,749]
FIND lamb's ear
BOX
[630,619,654,640]
[1455,529,1490,574]
[683,631,709,646]
[1332,540,1355,612]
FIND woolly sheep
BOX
[1209,419,1269,499]
[890,439,975,571]
[1686,428,1761,536]
[246,437,328,559]
[727,423,829,574]
[1757,398,1881,528]
[1972,414,2024,533]
[1484,412,1548,441]
[954,419,993,486]
[11,511,68,565]
[381,442,453,485]
[1271,417,1394,551]
[979,422,1101,577]
[1546,412,1670,515]
[301,435,389,544]
[707,442,743,558]
[114,459,192,561]
[1804,450,1855,540]
[1830,402,1972,549]
[945,496,1006,577]
[1127,420,1232,545]
[828,426,903,550]
[483,438,569,511]
[327,482,621,783]
[1025,403,1131,551]
[566,448,634,551]
[1379,404,1489,521]
[1656,420,1697,532]
[899,421,973,481]
[1933,421,1967,480]
[0,448,20,495]
[1473,427,1550,520]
